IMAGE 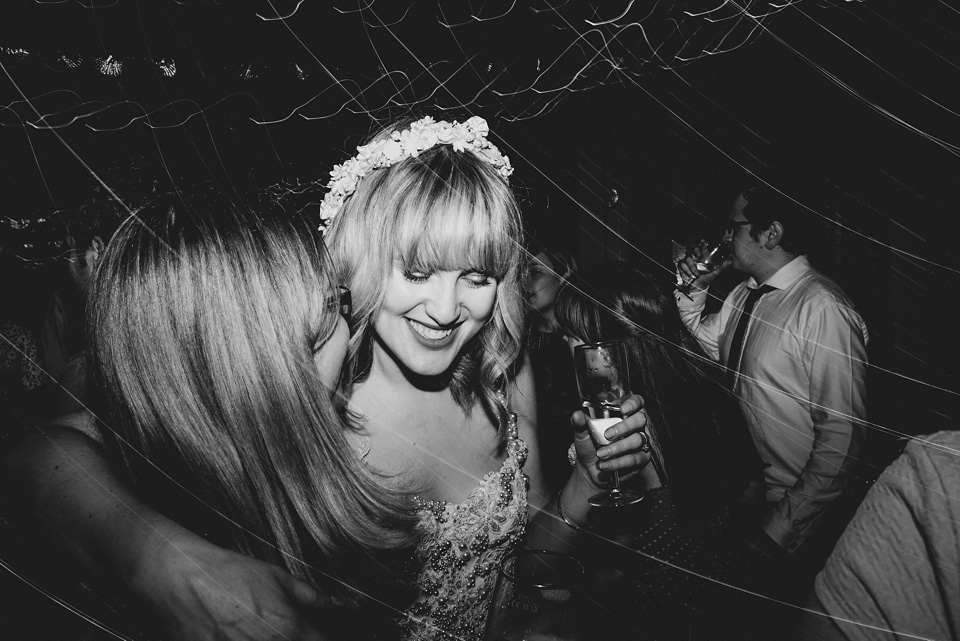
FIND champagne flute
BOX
[573,340,643,507]
[676,240,731,299]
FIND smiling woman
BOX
[376,267,499,377]
[319,114,652,639]
[3,115,653,641]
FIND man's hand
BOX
[677,240,732,293]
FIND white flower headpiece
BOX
[318,115,513,232]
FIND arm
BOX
[520,383,650,555]
[2,419,331,641]
[761,301,868,552]
[800,434,960,641]
[674,279,722,361]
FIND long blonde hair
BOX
[89,191,421,602]
[325,117,527,442]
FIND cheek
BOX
[461,287,499,332]
[474,288,499,318]
[529,274,550,293]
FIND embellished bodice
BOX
[397,409,529,640]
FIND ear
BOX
[90,236,106,263]
[763,221,785,250]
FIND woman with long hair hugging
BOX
[94,194,425,636]
[554,259,766,640]
[4,116,652,641]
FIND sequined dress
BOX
[396,410,529,641]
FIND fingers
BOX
[596,447,650,473]
[569,408,588,432]
[596,428,651,467]
[620,394,646,416]
[284,575,349,611]
[595,429,647,458]
[677,255,699,280]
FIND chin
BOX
[408,357,457,378]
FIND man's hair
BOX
[741,183,813,256]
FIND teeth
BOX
[408,320,454,340]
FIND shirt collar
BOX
[746,255,810,291]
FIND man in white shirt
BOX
[676,186,869,574]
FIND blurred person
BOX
[41,162,164,415]
[676,183,869,601]
[800,431,960,641]
[554,259,766,640]
[525,236,581,493]
[12,192,425,639]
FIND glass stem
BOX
[609,471,622,496]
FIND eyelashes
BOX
[401,269,495,288]
[402,270,430,284]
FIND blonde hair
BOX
[89,192,421,603]
[326,117,527,442]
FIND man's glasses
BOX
[325,285,352,326]
[725,220,753,235]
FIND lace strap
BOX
[496,389,519,443]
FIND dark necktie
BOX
[725,285,775,389]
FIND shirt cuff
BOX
[675,285,708,308]
[761,510,808,554]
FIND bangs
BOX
[392,181,517,279]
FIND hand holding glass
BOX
[676,240,730,298]
[573,341,642,507]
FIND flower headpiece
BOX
[318,115,513,232]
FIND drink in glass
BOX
[573,340,642,507]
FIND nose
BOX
[422,276,462,326]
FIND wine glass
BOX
[675,240,731,299]
[573,340,643,507]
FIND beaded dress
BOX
[396,407,529,641]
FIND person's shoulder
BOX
[790,266,865,323]
[899,431,960,477]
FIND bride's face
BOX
[372,264,498,377]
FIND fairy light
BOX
[158,59,176,77]
[98,55,121,76]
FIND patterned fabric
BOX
[581,487,760,641]
[811,431,960,641]
[1,321,44,392]
[397,409,529,641]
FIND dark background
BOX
[2,0,959,633]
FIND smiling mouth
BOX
[406,319,455,340]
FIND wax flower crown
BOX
[318,115,513,232]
